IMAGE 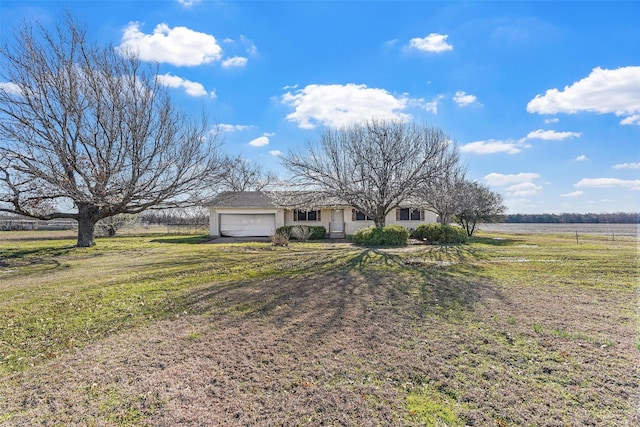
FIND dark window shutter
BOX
[317,210,321,221]
[396,209,400,221]
[352,209,356,221]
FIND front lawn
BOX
[0,231,637,425]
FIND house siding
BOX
[284,209,331,231]
[343,209,438,235]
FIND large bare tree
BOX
[219,156,276,192]
[455,181,506,236]
[420,165,467,225]
[0,17,222,247]
[281,119,459,227]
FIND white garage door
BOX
[220,214,276,237]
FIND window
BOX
[397,208,422,221]
[352,209,373,221]
[294,210,321,222]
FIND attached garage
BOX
[219,213,276,237]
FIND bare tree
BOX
[281,119,459,227]
[96,213,138,237]
[455,181,506,236]
[0,16,222,247]
[420,165,467,225]
[219,156,276,192]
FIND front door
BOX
[331,209,344,233]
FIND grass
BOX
[406,385,465,426]
[0,230,638,425]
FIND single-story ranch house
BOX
[207,191,437,238]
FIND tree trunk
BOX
[467,219,476,237]
[76,205,98,247]
[374,206,386,228]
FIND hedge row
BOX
[274,223,467,246]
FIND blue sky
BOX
[2,0,639,214]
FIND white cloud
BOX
[527,66,640,124]
[620,114,640,125]
[383,39,399,50]
[544,117,559,124]
[117,22,222,66]
[177,0,201,6]
[612,162,640,169]
[269,150,283,157]
[462,128,579,156]
[484,172,541,186]
[526,129,581,140]
[222,56,248,68]
[239,35,258,55]
[453,91,477,107]
[282,83,412,129]
[249,135,269,147]
[460,139,528,155]
[218,123,252,132]
[156,73,214,97]
[561,190,584,197]
[508,182,543,196]
[409,33,453,53]
[409,95,444,114]
[0,81,22,95]
[575,154,588,161]
[485,172,542,196]
[575,178,640,191]
[222,35,257,57]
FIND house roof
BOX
[207,191,351,209]
[207,191,429,209]
[207,191,277,208]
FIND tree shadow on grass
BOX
[349,247,503,318]
[468,236,521,246]
[183,245,505,344]
[0,245,78,273]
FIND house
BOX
[207,191,437,238]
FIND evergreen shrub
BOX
[412,224,467,244]
[352,225,409,246]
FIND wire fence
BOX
[166,223,208,235]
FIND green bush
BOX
[275,225,326,240]
[352,225,409,246]
[412,223,467,244]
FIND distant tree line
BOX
[140,208,208,226]
[504,212,638,224]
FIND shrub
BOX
[352,225,409,246]
[271,232,289,247]
[291,225,314,241]
[275,225,327,240]
[382,224,410,246]
[412,223,467,244]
